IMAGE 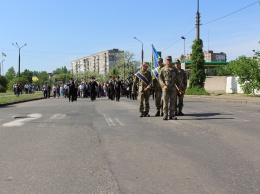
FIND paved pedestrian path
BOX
[187,94,260,105]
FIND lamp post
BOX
[181,36,186,62]
[12,42,27,81]
[134,37,144,64]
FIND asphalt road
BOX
[0,96,260,194]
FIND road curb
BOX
[186,95,260,105]
[0,97,45,107]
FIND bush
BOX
[0,76,8,88]
[185,86,210,95]
[0,85,7,93]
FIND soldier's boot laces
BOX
[155,111,160,116]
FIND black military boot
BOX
[144,112,150,117]
[140,113,144,117]
[178,108,184,116]
[155,110,160,116]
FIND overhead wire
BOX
[160,0,260,52]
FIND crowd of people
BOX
[12,56,187,122]
[13,83,38,96]
[40,76,138,102]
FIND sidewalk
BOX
[186,94,260,105]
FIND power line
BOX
[162,27,196,51]
[203,0,260,26]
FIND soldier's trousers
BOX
[138,91,150,114]
[155,90,162,111]
[162,90,177,117]
[175,93,184,112]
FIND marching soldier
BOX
[132,63,152,117]
[90,77,98,101]
[152,57,164,116]
[175,59,187,116]
[159,56,180,120]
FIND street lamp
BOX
[12,42,27,81]
[181,36,186,62]
[134,37,144,64]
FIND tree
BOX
[189,39,206,89]
[0,75,8,92]
[114,51,138,80]
[180,54,185,62]
[7,77,28,90]
[229,56,260,96]
[5,67,16,83]
[20,69,33,84]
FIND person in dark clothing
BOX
[90,77,98,101]
[68,81,75,102]
[109,76,115,101]
[114,76,122,102]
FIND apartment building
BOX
[185,50,226,62]
[71,49,124,76]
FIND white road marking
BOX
[49,114,66,120]
[114,118,125,126]
[3,113,42,127]
[103,114,115,126]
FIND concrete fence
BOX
[200,76,260,94]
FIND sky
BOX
[0,0,259,75]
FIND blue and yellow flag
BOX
[151,44,159,68]
[2,52,6,57]
[32,74,39,82]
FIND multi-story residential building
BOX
[204,50,226,62]
[184,50,226,62]
[71,49,124,76]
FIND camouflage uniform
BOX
[152,66,163,115]
[132,69,152,116]
[175,69,187,115]
[159,66,180,119]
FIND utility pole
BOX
[196,0,200,41]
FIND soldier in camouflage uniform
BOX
[175,59,187,116]
[152,57,164,116]
[132,63,152,117]
[159,56,180,120]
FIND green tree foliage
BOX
[51,66,72,84]
[20,69,33,84]
[229,56,260,96]
[215,65,233,76]
[0,75,8,92]
[189,39,206,89]
[53,66,69,74]
[114,51,139,80]
[5,67,16,83]
[7,77,28,90]
[31,71,49,87]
